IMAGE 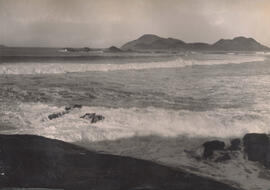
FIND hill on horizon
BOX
[121,34,269,52]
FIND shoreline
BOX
[0,131,269,189]
[0,134,241,190]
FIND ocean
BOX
[1,51,270,189]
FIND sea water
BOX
[0,52,269,143]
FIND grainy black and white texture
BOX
[1,1,270,190]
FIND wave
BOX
[2,102,270,190]
[0,54,265,75]
[2,102,270,143]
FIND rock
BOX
[48,111,67,120]
[80,113,105,123]
[215,153,231,162]
[65,104,82,111]
[228,138,241,151]
[243,133,270,168]
[203,140,225,159]
[48,105,82,120]
[0,134,241,190]
[103,46,123,53]
[266,147,270,168]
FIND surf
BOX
[1,102,270,143]
[0,54,265,75]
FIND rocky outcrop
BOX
[243,133,270,168]
[200,133,270,169]
[228,138,241,151]
[48,105,82,120]
[103,46,123,53]
[203,140,225,159]
[48,105,104,124]
[80,113,105,123]
[64,47,91,52]
[48,111,67,120]
[0,134,240,190]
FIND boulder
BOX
[243,133,270,168]
[215,153,231,163]
[203,140,225,159]
[48,111,67,120]
[228,138,241,151]
[80,113,105,123]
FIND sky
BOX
[0,0,269,47]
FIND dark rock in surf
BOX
[243,133,270,168]
[65,104,82,111]
[215,153,231,163]
[0,134,241,190]
[48,111,67,120]
[80,113,105,123]
[203,140,225,159]
[48,105,82,120]
[228,138,241,151]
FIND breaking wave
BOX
[2,102,270,143]
[0,55,265,75]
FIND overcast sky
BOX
[0,0,269,47]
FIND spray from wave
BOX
[1,103,270,143]
[0,55,265,75]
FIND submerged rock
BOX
[243,133,270,168]
[48,105,83,120]
[80,113,105,123]
[203,140,225,159]
[0,134,240,190]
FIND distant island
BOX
[121,34,270,52]
[1,35,269,55]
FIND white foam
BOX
[3,103,270,143]
[256,51,270,55]
[3,102,270,189]
[0,55,265,75]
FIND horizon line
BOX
[0,34,267,49]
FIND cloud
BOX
[0,0,269,47]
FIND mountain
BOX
[0,134,240,190]
[121,34,186,51]
[121,34,269,52]
[212,36,269,51]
